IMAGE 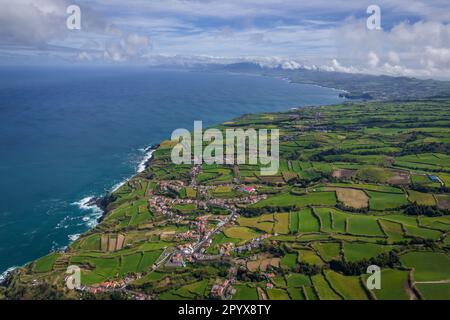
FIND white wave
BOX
[68,234,80,242]
[72,196,95,210]
[0,266,17,283]
[137,148,155,173]
[71,196,103,229]
[110,146,155,193]
[111,179,128,193]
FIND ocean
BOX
[0,67,343,275]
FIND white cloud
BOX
[1,0,450,79]
[332,18,450,78]
[368,51,379,68]
[388,51,400,64]
[0,0,69,45]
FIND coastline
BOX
[0,144,160,283]
[93,144,159,220]
[223,70,348,99]
[0,71,344,281]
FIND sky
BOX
[1,0,450,79]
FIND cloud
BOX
[332,18,450,78]
[0,0,69,46]
[1,0,450,79]
[368,52,379,68]
[102,33,151,62]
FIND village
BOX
[71,164,273,300]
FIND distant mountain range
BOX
[212,62,450,101]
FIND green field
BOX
[313,242,341,262]
[298,208,321,233]
[324,270,368,300]
[252,192,336,209]
[5,98,450,300]
[33,253,58,273]
[366,191,409,210]
[344,242,392,262]
[366,269,410,300]
[416,283,450,300]
[232,284,258,300]
[224,226,260,243]
[400,252,450,281]
[311,273,342,300]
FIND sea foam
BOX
[0,266,17,283]
[137,147,155,173]
[71,196,103,230]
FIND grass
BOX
[347,215,385,237]
[289,211,299,233]
[416,283,450,300]
[14,100,450,300]
[173,203,197,213]
[79,234,101,251]
[70,255,121,285]
[286,273,311,287]
[175,280,209,298]
[314,208,333,232]
[138,250,162,271]
[419,216,450,231]
[274,212,290,234]
[267,288,290,300]
[366,191,409,210]
[238,214,274,233]
[232,284,258,300]
[365,269,410,300]
[404,225,442,240]
[119,253,142,276]
[379,219,405,242]
[33,253,58,273]
[319,208,353,233]
[224,226,260,243]
[252,191,336,209]
[287,287,306,300]
[407,190,436,206]
[324,270,368,300]
[311,273,342,300]
[281,253,298,268]
[400,251,450,281]
[328,183,403,194]
[355,167,393,183]
[298,208,320,232]
[314,242,341,262]
[344,242,392,262]
[298,250,324,265]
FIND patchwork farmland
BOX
[2,99,450,300]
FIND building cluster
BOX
[234,234,271,253]
[210,279,236,300]
[75,274,145,297]
[219,242,235,256]
[158,180,185,192]
[237,185,256,193]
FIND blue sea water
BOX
[0,67,342,275]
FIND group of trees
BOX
[404,203,450,217]
[329,251,400,276]
[240,205,296,217]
